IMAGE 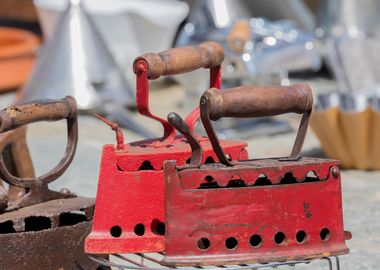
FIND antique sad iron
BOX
[85,42,249,254]
[163,83,351,267]
[0,97,104,269]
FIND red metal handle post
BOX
[133,42,224,146]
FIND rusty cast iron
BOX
[162,84,350,266]
[0,126,34,211]
[0,97,107,269]
[85,42,249,254]
[0,197,100,269]
[0,97,78,211]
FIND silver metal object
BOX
[20,0,155,137]
[175,2,321,86]
[176,0,250,41]
[90,253,341,270]
[319,0,380,93]
[21,0,134,110]
[221,18,321,84]
[175,1,320,139]
[315,92,380,112]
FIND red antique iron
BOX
[85,42,248,254]
[162,83,351,266]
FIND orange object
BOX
[0,27,40,91]
[227,19,251,53]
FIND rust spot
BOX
[322,251,331,257]
[6,107,21,116]
[303,202,312,219]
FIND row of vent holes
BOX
[110,220,165,238]
[197,228,331,251]
[138,155,221,171]
[187,156,219,164]
[139,156,218,170]
[203,171,320,187]
[0,212,87,234]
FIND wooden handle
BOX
[203,83,313,121]
[0,96,76,132]
[227,19,251,53]
[133,42,224,79]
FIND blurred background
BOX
[0,0,379,268]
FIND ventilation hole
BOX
[303,171,320,182]
[110,225,122,238]
[24,216,51,232]
[320,228,331,241]
[205,156,215,164]
[227,179,246,187]
[199,182,219,189]
[59,212,87,226]
[186,158,191,164]
[0,220,15,234]
[255,176,272,186]
[304,177,319,183]
[205,175,214,182]
[274,232,286,244]
[280,172,297,184]
[225,237,238,250]
[138,161,154,170]
[250,234,262,247]
[151,219,165,235]
[307,171,318,177]
[197,238,210,250]
[134,223,145,236]
[296,230,307,243]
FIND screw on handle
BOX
[133,41,224,80]
[200,83,313,165]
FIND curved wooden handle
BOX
[204,83,313,121]
[133,42,224,79]
[0,96,76,132]
[0,96,78,190]
[227,19,251,53]
[200,83,313,165]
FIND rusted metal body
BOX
[85,42,248,254]
[0,126,34,210]
[163,159,349,266]
[0,198,102,270]
[0,97,78,211]
[0,97,106,269]
[162,84,350,266]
